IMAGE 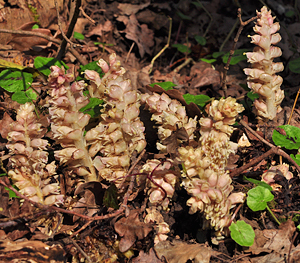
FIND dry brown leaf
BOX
[154,240,215,263]
[0,112,14,139]
[86,20,113,38]
[117,14,154,58]
[118,1,150,16]
[132,248,164,263]
[114,209,153,252]
[0,240,64,262]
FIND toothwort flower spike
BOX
[244,6,284,121]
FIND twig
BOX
[230,119,300,177]
[221,8,259,98]
[195,0,212,37]
[288,86,300,125]
[55,0,77,48]
[0,28,87,65]
[149,17,172,74]
[69,238,92,263]
[56,0,81,61]
[125,42,135,63]
[79,6,95,24]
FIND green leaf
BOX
[0,69,33,92]
[247,91,259,101]
[200,58,216,64]
[103,184,119,209]
[183,93,210,108]
[94,42,114,47]
[32,24,39,29]
[272,125,300,150]
[149,81,176,91]
[194,35,206,46]
[73,31,85,40]
[212,51,225,58]
[291,154,300,166]
[34,57,69,76]
[12,91,32,104]
[25,88,38,100]
[247,186,274,211]
[289,57,300,74]
[285,10,295,18]
[229,220,255,247]
[79,97,103,117]
[172,44,191,54]
[78,61,104,80]
[243,176,273,191]
[176,10,192,20]
[222,49,249,65]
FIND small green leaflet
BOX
[222,49,249,65]
[12,89,38,104]
[103,184,119,209]
[149,81,176,91]
[34,57,69,76]
[78,61,104,80]
[32,24,39,29]
[247,186,274,211]
[247,91,259,101]
[200,58,216,64]
[194,35,206,46]
[172,44,191,54]
[289,57,300,74]
[183,93,210,108]
[229,220,255,247]
[176,10,192,20]
[0,69,33,92]
[272,125,300,150]
[290,154,300,166]
[73,31,85,40]
[243,176,273,191]
[79,98,103,118]
[212,51,225,58]
[0,173,18,198]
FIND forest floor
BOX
[1,0,300,262]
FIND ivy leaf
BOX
[0,69,33,92]
[247,91,259,101]
[247,186,274,211]
[182,93,210,108]
[272,125,300,150]
[103,184,119,209]
[229,220,255,247]
[212,51,225,58]
[194,35,206,46]
[288,57,300,74]
[149,81,176,91]
[79,97,103,118]
[291,154,300,166]
[34,57,68,76]
[243,176,273,191]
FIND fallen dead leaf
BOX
[154,240,216,263]
[117,1,151,16]
[85,20,113,38]
[132,248,164,263]
[114,209,153,252]
[0,112,14,139]
[117,14,154,58]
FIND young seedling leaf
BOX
[291,154,300,166]
[34,57,69,76]
[289,57,300,74]
[176,10,192,20]
[73,31,85,40]
[194,35,206,46]
[212,51,225,58]
[0,69,33,92]
[200,58,216,64]
[222,49,249,65]
[183,93,211,108]
[79,97,103,118]
[149,81,176,91]
[247,186,274,211]
[172,44,191,54]
[247,91,259,101]
[32,24,39,29]
[103,184,119,209]
[243,176,273,191]
[229,220,255,247]
[272,125,300,150]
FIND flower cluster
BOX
[6,103,63,205]
[179,98,245,234]
[141,92,197,152]
[84,54,147,182]
[244,6,284,121]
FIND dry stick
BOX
[56,0,82,61]
[287,86,300,125]
[0,29,87,65]
[230,120,300,177]
[221,9,259,98]
[148,17,172,74]
[79,6,96,25]
[69,238,92,263]
[0,149,146,223]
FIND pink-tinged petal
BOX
[97,59,109,73]
[85,69,101,85]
